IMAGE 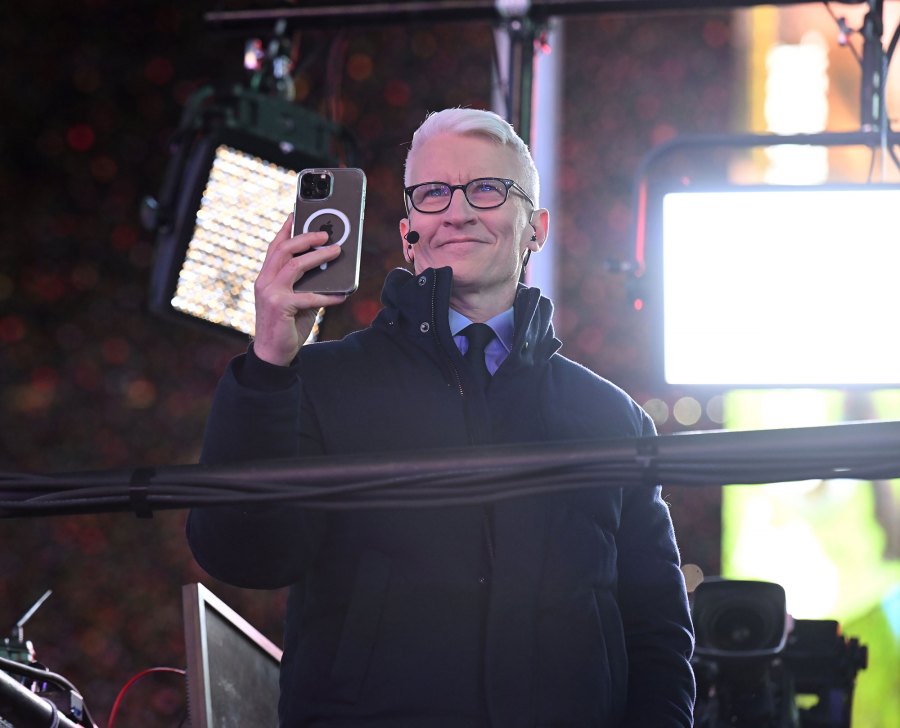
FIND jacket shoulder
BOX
[297,326,388,370]
[544,353,653,439]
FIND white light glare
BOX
[662,188,900,385]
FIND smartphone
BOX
[292,167,366,294]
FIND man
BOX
[187,108,695,727]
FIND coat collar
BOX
[374,267,562,367]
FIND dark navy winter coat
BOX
[187,266,695,727]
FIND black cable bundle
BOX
[2,420,899,518]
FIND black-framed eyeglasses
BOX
[404,177,534,214]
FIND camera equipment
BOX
[692,578,867,728]
[0,592,91,727]
[300,171,333,200]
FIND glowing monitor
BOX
[654,185,900,387]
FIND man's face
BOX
[400,133,542,309]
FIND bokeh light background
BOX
[1,1,895,725]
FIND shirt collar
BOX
[448,307,515,354]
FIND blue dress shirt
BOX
[448,307,514,376]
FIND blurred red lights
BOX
[66,124,96,151]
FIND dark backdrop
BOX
[1,2,731,723]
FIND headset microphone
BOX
[404,231,420,244]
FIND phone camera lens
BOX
[301,172,331,200]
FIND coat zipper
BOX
[430,277,465,398]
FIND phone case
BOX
[292,167,366,294]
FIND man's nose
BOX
[443,187,476,220]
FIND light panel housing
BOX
[149,87,340,337]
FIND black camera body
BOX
[691,578,867,728]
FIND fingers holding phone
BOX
[259,216,340,288]
[253,168,366,366]
[253,215,348,367]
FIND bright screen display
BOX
[660,186,900,386]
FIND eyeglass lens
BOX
[410,178,509,212]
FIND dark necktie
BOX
[462,323,495,391]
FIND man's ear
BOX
[399,218,415,264]
[527,208,550,253]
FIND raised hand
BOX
[253,214,348,366]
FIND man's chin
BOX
[419,256,474,279]
[444,262,478,284]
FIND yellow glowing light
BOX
[764,31,829,184]
[172,145,296,336]
[642,398,670,426]
[673,396,702,426]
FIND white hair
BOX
[404,108,540,207]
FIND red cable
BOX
[106,666,186,728]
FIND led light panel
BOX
[658,186,900,387]
[171,145,296,336]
